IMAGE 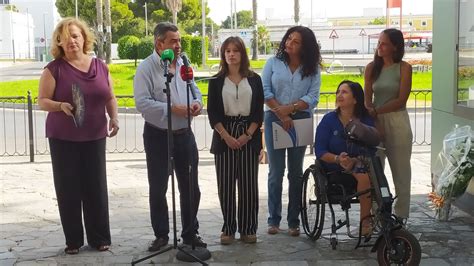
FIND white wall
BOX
[0,9,35,59]
[11,0,61,59]
[218,25,387,55]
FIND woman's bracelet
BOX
[58,102,63,111]
[334,155,340,164]
[244,130,252,140]
[217,128,227,140]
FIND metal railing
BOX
[0,90,433,161]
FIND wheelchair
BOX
[300,121,421,265]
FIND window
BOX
[456,0,474,108]
[408,21,413,26]
[421,20,427,26]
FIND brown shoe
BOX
[240,234,257,243]
[220,233,235,245]
[288,227,300,237]
[267,225,279,235]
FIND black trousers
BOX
[143,123,201,242]
[49,138,111,248]
[215,116,259,236]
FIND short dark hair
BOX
[371,28,405,81]
[153,22,178,43]
[335,80,369,118]
[275,26,322,78]
[217,36,253,78]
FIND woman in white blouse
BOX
[207,36,264,245]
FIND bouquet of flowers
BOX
[429,125,474,220]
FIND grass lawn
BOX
[0,62,433,106]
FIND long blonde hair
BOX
[51,17,95,59]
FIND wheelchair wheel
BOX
[301,165,325,240]
[376,229,421,266]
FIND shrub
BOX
[189,36,208,66]
[458,66,474,80]
[137,36,154,59]
[181,35,192,56]
[117,35,140,60]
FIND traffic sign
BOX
[359,29,367,36]
[329,29,339,39]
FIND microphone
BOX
[160,49,174,77]
[180,53,197,100]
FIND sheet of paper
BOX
[272,117,313,149]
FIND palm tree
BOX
[252,0,258,60]
[104,0,111,64]
[165,0,182,25]
[258,25,270,54]
[96,0,103,59]
[294,0,300,25]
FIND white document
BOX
[272,117,314,149]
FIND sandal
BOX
[64,246,79,255]
[97,245,110,252]
[361,221,373,237]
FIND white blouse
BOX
[222,77,252,116]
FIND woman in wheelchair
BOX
[314,80,376,236]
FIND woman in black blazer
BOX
[207,36,264,245]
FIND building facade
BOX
[0,7,34,59]
[431,0,474,215]
[0,0,60,60]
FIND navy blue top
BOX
[314,111,375,172]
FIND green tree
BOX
[221,10,253,29]
[56,0,97,27]
[165,0,182,25]
[130,0,212,35]
[369,17,386,25]
[257,25,271,54]
[114,18,146,43]
[56,0,140,43]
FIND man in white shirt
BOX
[133,22,206,252]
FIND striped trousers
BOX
[215,116,259,236]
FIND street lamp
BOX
[75,0,78,18]
[10,8,16,63]
[43,13,47,62]
[144,2,148,36]
[201,0,206,67]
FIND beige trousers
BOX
[376,109,413,218]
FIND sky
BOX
[207,0,433,24]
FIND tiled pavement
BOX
[1,146,473,265]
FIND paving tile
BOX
[1,147,473,264]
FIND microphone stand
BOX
[175,64,211,263]
[131,62,209,265]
